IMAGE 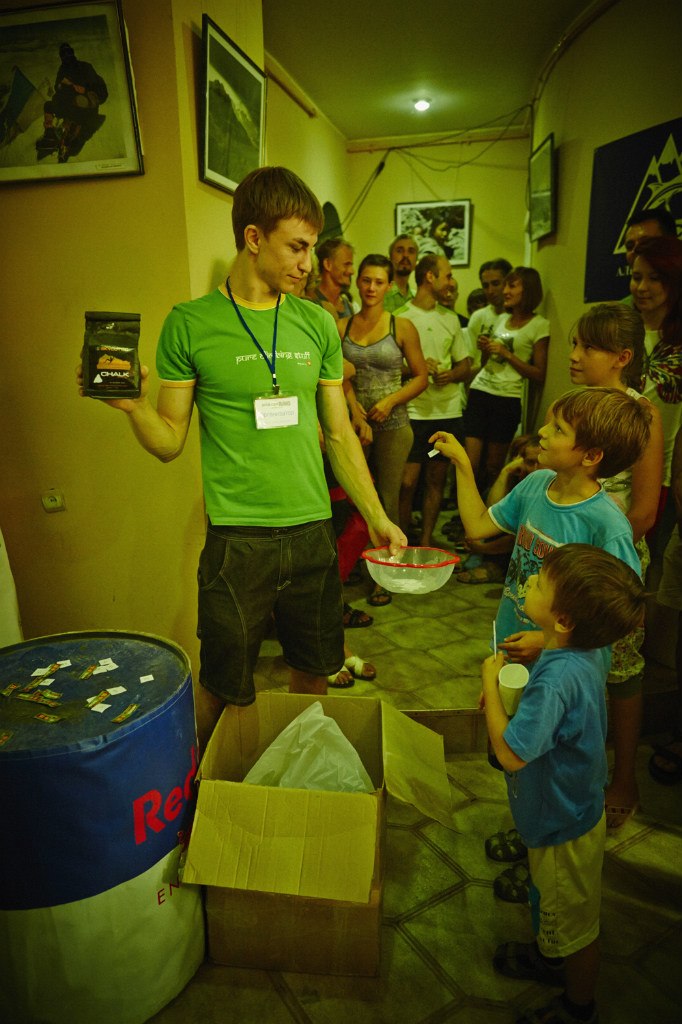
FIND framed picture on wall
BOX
[0,0,143,185]
[395,199,471,266]
[200,15,266,195]
[528,133,556,242]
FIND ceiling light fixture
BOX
[414,98,431,112]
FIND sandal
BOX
[457,563,505,585]
[493,862,531,904]
[367,586,392,607]
[485,827,528,862]
[343,654,376,681]
[343,602,373,628]
[605,801,639,830]
[648,742,682,785]
[328,655,377,689]
[516,995,598,1024]
[493,941,564,986]
[327,667,355,689]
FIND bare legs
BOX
[605,689,642,826]
[289,668,328,695]
[563,938,600,1012]
[465,436,510,493]
[399,458,449,546]
[195,669,328,755]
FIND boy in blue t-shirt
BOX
[431,386,651,664]
[482,544,645,1024]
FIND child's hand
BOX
[429,430,466,465]
[481,651,505,687]
[499,630,544,664]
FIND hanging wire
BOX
[340,150,392,233]
[337,104,533,230]
[403,103,531,155]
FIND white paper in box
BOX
[183,693,454,905]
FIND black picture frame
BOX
[0,0,143,184]
[395,199,472,266]
[528,133,556,242]
[200,14,266,195]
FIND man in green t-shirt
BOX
[79,166,405,746]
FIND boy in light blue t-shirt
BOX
[430,386,651,665]
[481,544,645,1024]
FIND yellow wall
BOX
[532,0,682,419]
[0,0,261,667]
[347,137,530,306]
[266,77,354,227]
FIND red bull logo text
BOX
[133,744,197,844]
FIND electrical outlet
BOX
[41,489,66,513]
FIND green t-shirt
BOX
[156,289,343,526]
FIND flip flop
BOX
[493,862,531,904]
[485,827,528,862]
[368,587,392,607]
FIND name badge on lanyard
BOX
[226,278,299,429]
[253,392,299,429]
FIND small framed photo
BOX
[200,14,266,194]
[395,199,472,267]
[529,133,556,242]
[0,0,143,185]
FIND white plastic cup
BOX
[498,663,530,715]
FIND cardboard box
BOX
[182,692,453,976]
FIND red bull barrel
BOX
[0,631,204,1023]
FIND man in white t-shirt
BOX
[396,255,471,545]
[466,258,513,379]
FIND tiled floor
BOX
[151,515,682,1024]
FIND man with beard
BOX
[311,238,355,318]
[384,234,418,313]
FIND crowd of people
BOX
[71,166,681,1024]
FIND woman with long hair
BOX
[340,254,428,605]
[464,266,549,490]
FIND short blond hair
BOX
[552,387,651,478]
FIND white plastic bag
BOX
[243,701,374,793]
